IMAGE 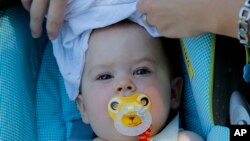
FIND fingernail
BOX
[30,23,41,38]
[32,32,39,38]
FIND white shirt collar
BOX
[151,114,179,141]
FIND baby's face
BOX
[78,23,178,141]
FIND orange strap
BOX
[138,127,151,141]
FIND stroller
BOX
[1,5,250,141]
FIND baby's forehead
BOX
[90,21,152,40]
[89,21,162,49]
[90,23,163,53]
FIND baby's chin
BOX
[98,127,165,141]
[93,121,163,141]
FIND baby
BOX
[76,21,203,141]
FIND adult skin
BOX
[20,0,245,39]
[21,0,68,40]
[137,0,244,38]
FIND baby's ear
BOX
[76,94,90,124]
[170,77,183,110]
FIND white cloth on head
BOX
[52,0,160,100]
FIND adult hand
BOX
[137,0,243,38]
[21,0,68,40]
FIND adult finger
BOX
[30,0,49,38]
[137,0,155,26]
[46,0,68,40]
[21,0,32,11]
[137,0,151,14]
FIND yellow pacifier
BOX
[108,93,152,136]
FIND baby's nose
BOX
[115,80,136,95]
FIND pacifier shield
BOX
[108,93,152,136]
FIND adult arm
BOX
[137,0,244,39]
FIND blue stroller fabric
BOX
[36,41,92,140]
[182,34,215,137]
[0,5,93,141]
[0,6,46,141]
[181,33,229,141]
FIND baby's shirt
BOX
[151,114,179,141]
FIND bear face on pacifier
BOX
[108,93,152,137]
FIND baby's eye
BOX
[96,73,113,80]
[133,67,151,76]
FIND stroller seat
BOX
[1,5,250,141]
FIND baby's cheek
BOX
[87,102,115,136]
[85,92,115,132]
[150,103,169,136]
[149,92,170,135]
[88,84,114,108]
